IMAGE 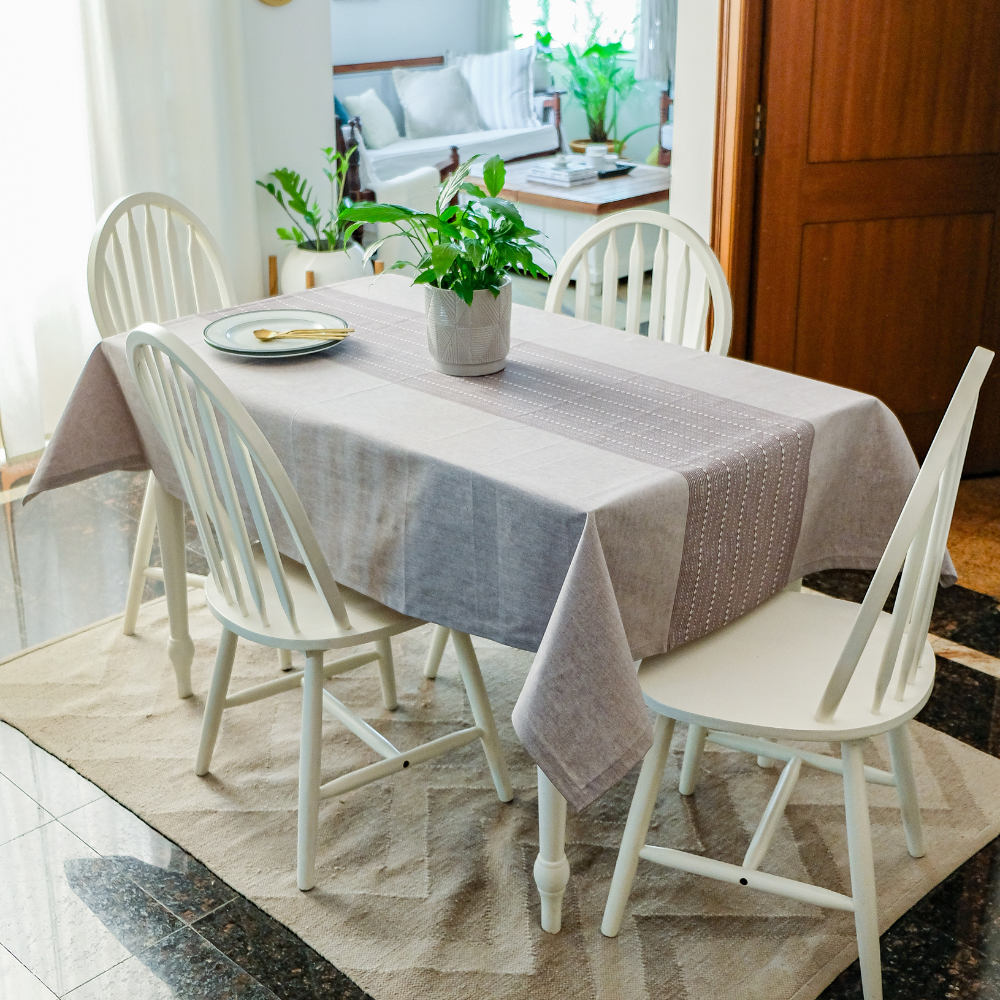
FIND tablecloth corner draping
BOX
[24,344,149,505]
[512,512,655,811]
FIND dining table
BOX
[26,273,934,934]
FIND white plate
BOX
[204,309,350,357]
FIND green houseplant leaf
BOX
[340,153,555,302]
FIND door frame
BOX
[710,0,764,361]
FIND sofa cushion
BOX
[450,47,538,131]
[366,124,560,181]
[342,89,400,150]
[392,66,481,140]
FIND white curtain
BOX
[479,0,513,53]
[81,0,262,303]
[636,0,678,85]
[0,0,263,463]
[0,2,100,461]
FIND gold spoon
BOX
[253,327,354,341]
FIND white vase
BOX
[279,242,369,293]
[424,278,512,376]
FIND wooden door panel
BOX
[795,214,994,454]
[752,0,1000,471]
[809,0,1000,163]
[799,156,1000,222]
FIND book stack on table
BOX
[526,161,599,188]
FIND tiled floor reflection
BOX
[3,468,1000,998]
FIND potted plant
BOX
[538,32,655,156]
[341,155,552,377]
[257,145,370,293]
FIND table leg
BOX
[152,479,194,699]
[534,766,570,933]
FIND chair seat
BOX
[638,590,936,742]
[205,546,423,651]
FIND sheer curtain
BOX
[80,0,262,303]
[479,0,513,52]
[636,0,678,84]
[0,2,100,462]
[0,1,263,463]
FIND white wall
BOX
[241,0,338,283]
[330,0,481,64]
[668,0,719,238]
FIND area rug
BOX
[3,594,1000,1000]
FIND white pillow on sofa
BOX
[392,66,482,140]
[341,90,400,150]
[450,47,538,131]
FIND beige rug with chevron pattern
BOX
[4,593,1000,1000]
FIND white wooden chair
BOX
[543,209,733,354]
[125,323,513,890]
[87,193,235,651]
[601,347,994,1000]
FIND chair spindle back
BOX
[126,323,350,635]
[814,347,993,723]
[88,193,235,340]
[544,209,734,355]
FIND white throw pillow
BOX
[450,47,538,131]
[341,90,400,150]
[393,66,482,140]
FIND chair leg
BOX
[123,473,157,636]
[298,650,325,891]
[279,648,294,672]
[451,631,513,802]
[602,714,676,937]
[887,723,925,858]
[195,628,238,776]
[423,624,449,679]
[842,740,883,1000]
[679,723,707,795]
[375,638,398,710]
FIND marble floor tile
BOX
[0,722,105,817]
[0,822,134,995]
[0,944,57,1000]
[63,956,174,1000]
[62,856,185,951]
[130,925,278,999]
[59,794,177,868]
[0,772,54,847]
[194,896,370,1000]
[107,852,238,925]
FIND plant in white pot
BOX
[341,155,552,376]
[257,146,370,293]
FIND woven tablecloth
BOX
[27,276,933,809]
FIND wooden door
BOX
[750,0,1000,472]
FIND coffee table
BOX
[491,158,671,288]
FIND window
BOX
[510,0,639,51]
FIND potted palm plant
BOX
[341,155,552,376]
[538,32,655,155]
[257,145,369,293]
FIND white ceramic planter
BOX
[424,278,512,376]
[279,242,369,293]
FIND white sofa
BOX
[364,124,560,182]
[335,54,561,182]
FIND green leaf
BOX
[340,202,420,223]
[460,182,488,199]
[430,244,459,282]
[483,155,506,198]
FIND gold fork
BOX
[253,327,353,341]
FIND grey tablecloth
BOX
[28,276,933,810]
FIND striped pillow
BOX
[450,47,538,131]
